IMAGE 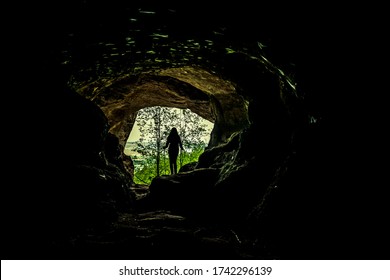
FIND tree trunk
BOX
[156,107,161,176]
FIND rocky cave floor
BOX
[64,184,260,260]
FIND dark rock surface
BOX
[53,210,251,260]
[77,67,248,148]
[3,1,388,261]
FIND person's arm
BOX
[164,138,169,149]
[179,138,184,150]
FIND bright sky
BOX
[126,107,214,152]
[124,107,214,156]
[127,117,214,143]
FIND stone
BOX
[77,67,249,149]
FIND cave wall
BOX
[6,0,385,260]
[147,52,297,222]
[5,84,136,258]
[77,67,249,148]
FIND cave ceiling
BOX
[50,3,299,146]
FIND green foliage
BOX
[133,144,206,185]
[132,106,210,185]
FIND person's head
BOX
[169,127,178,136]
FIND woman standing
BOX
[164,127,184,174]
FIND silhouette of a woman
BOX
[164,127,184,174]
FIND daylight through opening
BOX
[125,106,214,185]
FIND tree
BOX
[135,106,174,177]
[176,109,209,167]
[134,106,210,184]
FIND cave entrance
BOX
[125,106,213,185]
[77,66,250,184]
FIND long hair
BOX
[167,127,180,142]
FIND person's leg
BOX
[171,152,178,174]
[169,153,175,175]
[169,161,174,174]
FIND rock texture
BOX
[5,2,385,261]
[77,66,249,148]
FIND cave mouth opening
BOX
[124,105,214,185]
[84,65,250,185]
